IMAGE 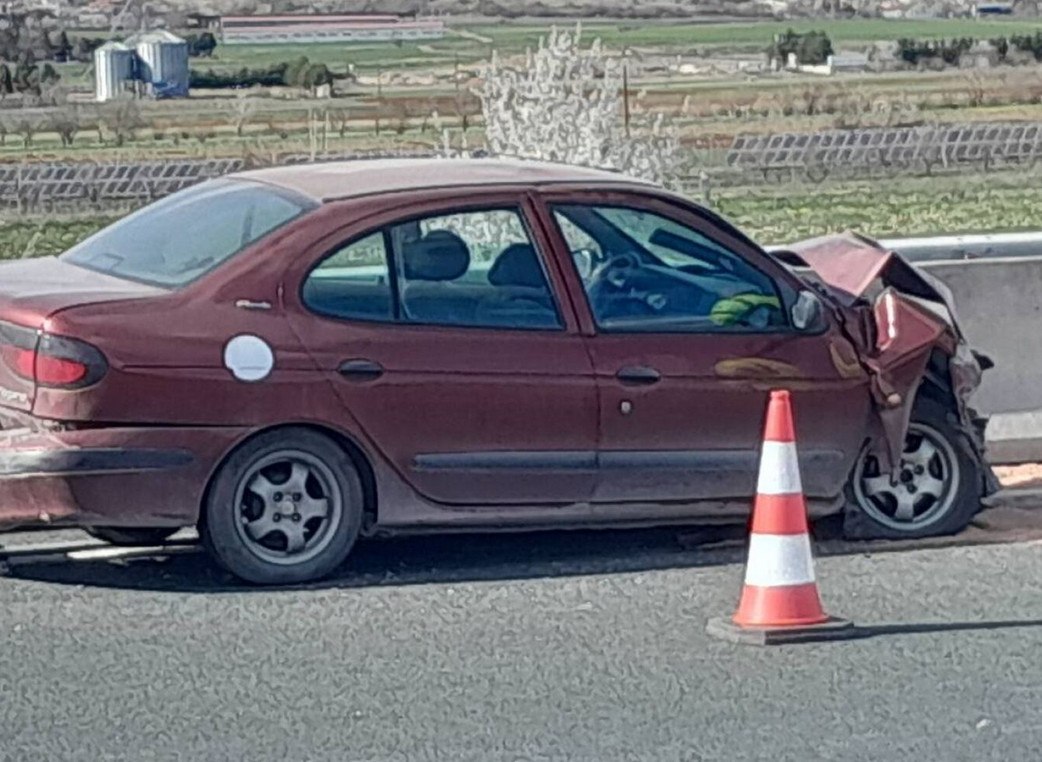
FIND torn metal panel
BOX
[778,231,992,480]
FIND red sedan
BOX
[0,159,996,584]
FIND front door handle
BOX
[338,359,384,381]
[616,365,661,385]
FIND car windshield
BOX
[61,180,313,288]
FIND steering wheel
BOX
[588,250,641,291]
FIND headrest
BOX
[402,230,470,282]
[488,244,547,289]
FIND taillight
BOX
[0,323,107,389]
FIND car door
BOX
[285,190,598,507]
[534,189,873,504]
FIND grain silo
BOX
[93,41,136,102]
[131,30,190,98]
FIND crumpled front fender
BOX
[775,232,991,477]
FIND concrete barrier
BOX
[913,256,1042,463]
[771,232,1042,462]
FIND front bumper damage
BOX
[775,231,999,499]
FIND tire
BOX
[201,428,364,585]
[844,397,982,540]
[85,526,179,546]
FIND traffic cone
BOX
[706,389,854,646]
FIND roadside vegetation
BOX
[5,171,1038,261]
[5,16,1042,254]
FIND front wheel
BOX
[202,429,364,585]
[844,398,982,540]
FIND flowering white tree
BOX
[451,25,682,188]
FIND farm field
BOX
[6,18,1042,257]
[4,169,1040,261]
[201,18,1042,72]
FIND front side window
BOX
[552,204,785,333]
[302,207,563,331]
[63,180,313,288]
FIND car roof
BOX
[232,157,656,203]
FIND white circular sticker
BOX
[224,335,274,382]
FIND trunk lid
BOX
[0,257,162,413]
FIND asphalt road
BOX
[1,522,1042,762]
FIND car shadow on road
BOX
[1,524,760,594]
[3,511,1031,595]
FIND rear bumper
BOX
[0,425,247,531]
[0,447,194,479]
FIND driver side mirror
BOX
[791,290,825,332]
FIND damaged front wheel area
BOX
[844,398,982,540]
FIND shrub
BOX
[767,29,834,66]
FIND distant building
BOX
[975,2,1014,15]
[218,14,446,45]
[94,30,190,102]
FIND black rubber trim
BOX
[414,451,597,471]
[414,449,845,472]
[0,448,195,478]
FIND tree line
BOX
[191,56,337,91]
[896,34,1042,65]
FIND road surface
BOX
[0,520,1041,761]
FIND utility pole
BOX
[623,63,631,138]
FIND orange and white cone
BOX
[707,389,853,645]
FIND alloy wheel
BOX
[852,422,959,532]
[232,449,343,566]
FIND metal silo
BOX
[94,41,135,102]
[132,31,189,98]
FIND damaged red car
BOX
[0,159,997,584]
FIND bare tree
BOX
[47,106,80,147]
[228,91,256,138]
[0,116,9,147]
[15,115,38,148]
[329,107,350,138]
[100,100,143,147]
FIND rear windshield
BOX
[62,180,314,288]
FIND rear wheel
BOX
[85,526,179,546]
[202,428,363,585]
[845,398,981,539]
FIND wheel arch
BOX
[197,422,379,535]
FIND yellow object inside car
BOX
[709,293,782,327]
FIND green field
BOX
[5,170,1041,261]
[201,18,1042,73]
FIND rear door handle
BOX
[616,366,661,385]
[338,359,384,381]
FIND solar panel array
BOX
[0,150,443,213]
[726,122,1042,180]
[0,158,246,210]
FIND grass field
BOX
[4,170,1040,261]
[201,18,1042,73]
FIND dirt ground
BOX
[995,463,1042,489]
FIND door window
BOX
[302,208,564,331]
[388,208,562,330]
[302,232,393,322]
[551,204,786,333]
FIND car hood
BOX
[774,232,993,486]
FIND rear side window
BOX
[62,180,313,288]
[302,208,563,331]
[302,233,392,322]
